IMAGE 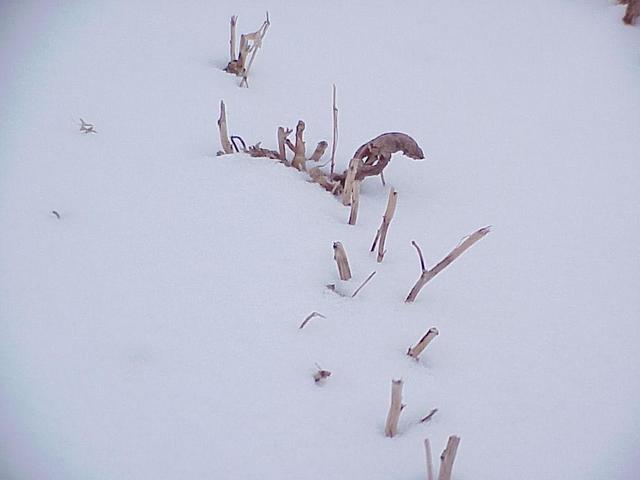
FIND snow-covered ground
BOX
[1,1,639,479]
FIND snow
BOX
[1,1,639,479]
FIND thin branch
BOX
[420,408,438,424]
[330,84,338,176]
[405,226,491,303]
[411,240,426,271]
[299,311,326,330]
[351,271,376,298]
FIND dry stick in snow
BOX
[370,189,398,262]
[229,15,238,62]
[425,439,435,480]
[277,127,292,163]
[332,242,352,281]
[405,226,491,303]
[621,0,640,24]
[420,408,438,423]
[438,436,461,480]
[239,12,270,88]
[330,84,338,176]
[341,157,360,206]
[384,379,404,438]
[217,100,233,155]
[299,311,326,329]
[348,180,361,225]
[407,327,439,360]
[309,141,328,162]
[292,120,307,171]
[351,271,376,298]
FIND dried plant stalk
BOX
[341,157,360,206]
[351,271,376,298]
[330,84,338,176]
[299,311,326,330]
[348,180,361,225]
[277,127,292,163]
[622,0,640,24]
[332,242,352,281]
[308,167,340,193]
[229,15,238,62]
[405,227,491,303]
[292,120,307,171]
[438,436,461,480]
[217,100,233,155]
[425,439,435,480]
[384,379,404,438]
[239,12,270,88]
[248,142,280,159]
[309,141,328,162]
[370,189,398,262]
[420,408,438,423]
[407,327,439,360]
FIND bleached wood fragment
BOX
[438,436,461,480]
[291,120,307,171]
[405,227,490,303]
[370,189,398,262]
[384,379,404,438]
[332,242,352,281]
[407,327,439,360]
[425,438,435,480]
[309,141,328,162]
[341,157,360,206]
[217,100,233,154]
[277,127,292,163]
[229,15,238,62]
[348,180,361,225]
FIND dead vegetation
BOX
[620,0,640,24]
[405,227,491,303]
[223,13,270,87]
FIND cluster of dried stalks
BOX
[217,18,487,478]
[223,13,270,87]
[620,0,640,24]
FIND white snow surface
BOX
[1,1,640,479]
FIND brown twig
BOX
[371,189,398,262]
[420,408,438,424]
[299,311,326,329]
[407,327,439,360]
[351,271,376,298]
[330,84,338,176]
[405,227,491,303]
